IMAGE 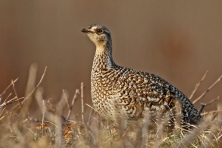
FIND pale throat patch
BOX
[95,46,106,54]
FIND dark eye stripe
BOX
[94,28,111,37]
[96,29,103,32]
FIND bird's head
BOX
[81,24,111,47]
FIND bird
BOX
[81,24,201,126]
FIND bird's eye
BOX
[96,29,103,34]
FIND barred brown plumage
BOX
[81,24,201,126]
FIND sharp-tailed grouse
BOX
[81,24,201,126]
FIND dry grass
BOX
[0,66,221,148]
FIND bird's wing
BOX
[112,68,178,118]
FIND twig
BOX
[63,89,70,112]
[9,67,47,112]
[87,108,93,126]
[205,96,220,106]
[86,103,95,110]
[198,96,220,115]
[86,103,96,126]
[0,93,12,113]
[36,67,47,88]
[81,82,85,124]
[41,100,46,136]
[27,117,64,131]
[189,71,208,100]
[0,78,18,98]
[201,110,222,116]
[198,103,206,114]
[3,93,12,103]
[197,96,220,115]
[11,79,22,107]
[193,75,222,104]
[28,117,56,125]
[0,107,6,118]
[66,89,79,121]
[0,97,24,108]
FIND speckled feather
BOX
[82,24,201,125]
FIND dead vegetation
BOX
[0,65,221,148]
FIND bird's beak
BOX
[81,28,90,33]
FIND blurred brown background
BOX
[0,1,222,116]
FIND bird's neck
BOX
[93,41,115,70]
